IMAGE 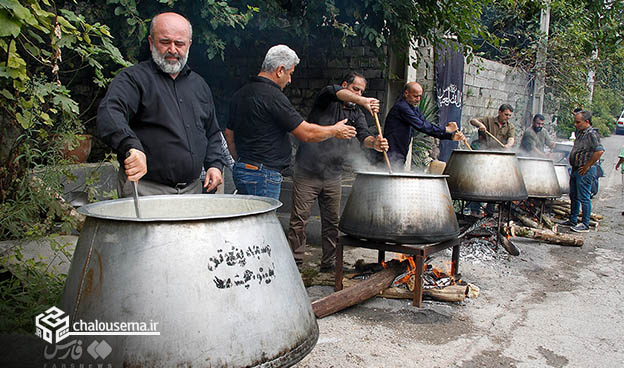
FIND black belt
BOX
[238,159,283,173]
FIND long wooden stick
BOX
[373,112,393,174]
[484,129,506,148]
[462,139,473,151]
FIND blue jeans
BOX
[569,166,596,226]
[232,161,283,200]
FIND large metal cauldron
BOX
[554,164,570,194]
[61,194,318,367]
[443,150,528,201]
[339,171,459,244]
[517,157,562,198]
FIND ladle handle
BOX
[373,112,393,174]
[484,129,506,148]
[463,139,473,151]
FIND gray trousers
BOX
[287,169,341,268]
[117,169,201,197]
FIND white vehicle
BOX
[616,109,624,135]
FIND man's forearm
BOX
[224,128,238,160]
[585,150,604,168]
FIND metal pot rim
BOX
[450,149,517,155]
[554,163,569,167]
[517,156,555,163]
[353,171,449,178]
[77,194,282,222]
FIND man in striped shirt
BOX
[561,110,604,232]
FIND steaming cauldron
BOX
[554,164,570,194]
[517,157,562,198]
[339,171,459,244]
[443,150,528,201]
[61,195,318,367]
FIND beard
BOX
[151,47,188,75]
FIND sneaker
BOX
[571,223,590,233]
[559,220,576,227]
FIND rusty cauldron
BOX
[517,157,562,198]
[554,164,570,194]
[61,194,318,368]
[339,171,459,244]
[443,150,528,201]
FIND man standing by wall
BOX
[225,45,356,200]
[470,104,516,150]
[520,113,556,156]
[384,82,464,169]
[560,110,604,232]
[97,12,225,197]
[287,72,388,272]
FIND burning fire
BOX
[385,255,462,289]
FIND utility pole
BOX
[587,48,598,103]
[532,0,551,117]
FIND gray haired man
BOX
[225,44,356,199]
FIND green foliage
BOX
[0,0,128,240]
[479,0,624,129]
[0,237,71,333]
[411,93,438,169]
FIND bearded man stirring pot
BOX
[97,12,226,197]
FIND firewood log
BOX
[510,225,583,247]
[552,208,599,227]
[380,285,468,302]
[516,214,542,229]
[551,204,603,221]
[311,261,406,318]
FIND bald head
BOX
[150,12,192,39]
[403,82,423,106]
[148,12,192,78]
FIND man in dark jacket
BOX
[97,12,225,197]
[384,82,464,169]
[287,72,388,272]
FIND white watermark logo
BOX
[35,306,70,344]
[35,306,160,343]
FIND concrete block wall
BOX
[407,47,533,142]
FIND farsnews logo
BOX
[35,306,70,344]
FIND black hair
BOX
[499,104,513,113]
[342,72,366,85]
[533,114,545,123]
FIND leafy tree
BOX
[0,0,128,240]
[477,0,624,136]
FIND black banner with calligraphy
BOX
[435,42,464,162]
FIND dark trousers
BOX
[569,166,596,226]
[287,169,341,267]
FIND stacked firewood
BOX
[550,199,603,228]
[507,198,604,247]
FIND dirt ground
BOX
[295,134,624,368]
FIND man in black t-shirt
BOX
[225,45,356,199]
[287,72,388,271]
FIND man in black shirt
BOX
[225,45,356,199]
[97,12,225,197]
[287,72,388,271]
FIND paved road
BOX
[300,134,624,368]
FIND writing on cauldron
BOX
[207,242,275,289]
[213,264,276,290]
[207,243,272,271]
